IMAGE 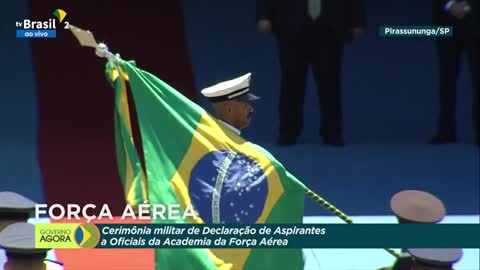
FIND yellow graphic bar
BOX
[35,223,82,249]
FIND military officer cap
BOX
[0,222,64,270]
[0,192,36,221]
[407,248,463,269]
[390,190,446,223]
[0,222,49,257]
[201,73,260,103]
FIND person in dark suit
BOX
[431,0,479,145]
[256,0,366,146]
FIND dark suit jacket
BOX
[432,0,479,36]
[256,0,366,42]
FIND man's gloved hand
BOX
[448,1,471,20]
[257,19,272,33]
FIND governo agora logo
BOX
[75,224,100,248]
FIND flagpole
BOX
[67,24,399,259]
[95,43,119,64]
[93,40,400,259]
[305,188,401,259]
[69,25,120,65]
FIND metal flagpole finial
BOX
[95,43,119,63]
[69,24,120,64]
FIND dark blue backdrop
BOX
[182,0,474,144]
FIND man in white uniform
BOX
[201,73,260,134]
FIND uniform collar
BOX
[218,119,241,135]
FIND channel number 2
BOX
[64,21,70,29]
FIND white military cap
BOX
[407,248,463,269]
[390,190,446,223]
[0,222,49,255]
[0,222,64,269]
[201,73,260,103]
[0,191,36,216]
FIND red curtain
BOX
[31,1,197,215]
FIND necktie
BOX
[308,0,322,20]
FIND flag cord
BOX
[305,188,401,259]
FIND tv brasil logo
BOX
[16,9,69,39]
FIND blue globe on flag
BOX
[188,150,268,224]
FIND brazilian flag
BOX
[106,59,306,270]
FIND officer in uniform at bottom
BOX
[407,248,463,270]
[378,190,447,270]
[200,73,260,135]
[0,192,63,270]
[0,222,63,270]
[0,192,37,232]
